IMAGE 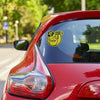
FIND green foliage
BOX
[43,0,100,13]
[43,0,81,12]
[86,0,100,10]
[0,0,48,39]
[0,7,3,18]
[17,0,48,35]
[84,25,100,43]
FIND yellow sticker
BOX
[47,31,63,47]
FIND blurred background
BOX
[0,0,100,43]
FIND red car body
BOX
[2,10,100,100]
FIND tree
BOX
[0,0,48,39]
[43,0,100,13]
[43,0,81,13]
[18,0,48,36]
[84,25,100,43]
[86,0,100,10]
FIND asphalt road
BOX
[0,44,26,99]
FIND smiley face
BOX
[47,31,63,47]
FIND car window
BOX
[38,19,100,63]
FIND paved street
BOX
[0,44,26,99]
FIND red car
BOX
[2,10,100,100]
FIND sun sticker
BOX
[47,31,64,47]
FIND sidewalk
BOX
[0,47,26,99]
[0,43,13,48]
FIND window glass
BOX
[38,19,100,63]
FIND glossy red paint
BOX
[2,10,100,100]
[78,81,100,98]
[47,64,100,100]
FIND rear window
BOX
[38,19,100,63]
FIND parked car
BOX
[2,10,100,100]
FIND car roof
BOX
[41,10,100,25]
[35,11,100,40]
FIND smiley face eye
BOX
[48,31,54,37]
[51,32,54,36]
[48,34,50,37]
